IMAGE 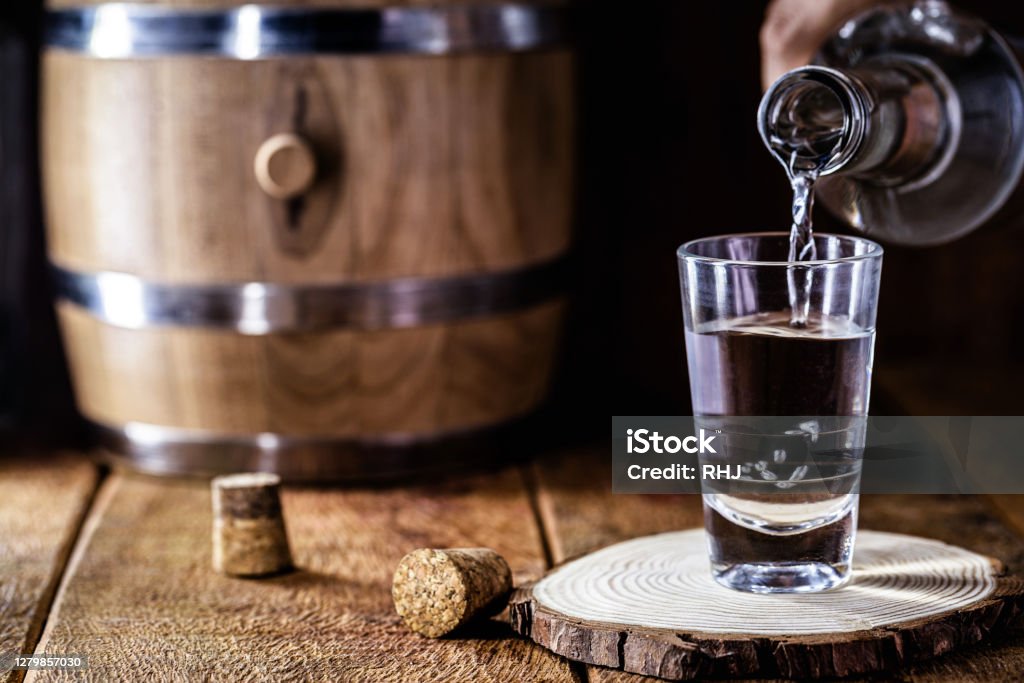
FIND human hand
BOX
[760,0,880,89]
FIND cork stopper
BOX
[392,548,513,638]
[212,472,293,577]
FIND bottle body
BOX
[759,0,1024,246]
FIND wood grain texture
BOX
[532,448,1024,683]
[26,469,578,682]
[532,447,703,564]
[511,530,1024,680]
[991,495,1024,539]
[42,51,573,283]
[0,454,99,683]
[43,40,573,445]
[58,299,563,436]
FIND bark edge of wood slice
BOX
[509,530,1024,680]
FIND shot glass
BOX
[677,232,883,593]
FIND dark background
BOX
[0,0,79,442]
[3,1,1024,449]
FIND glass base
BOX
[711,561,851,594]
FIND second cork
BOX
[212,472,293,577]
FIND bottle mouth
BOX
[758,66,869,176]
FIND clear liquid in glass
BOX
[686,310,874,592]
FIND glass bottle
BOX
[758,0,1024,245]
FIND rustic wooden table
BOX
[2,447,1024,682]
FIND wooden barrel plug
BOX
[392,548,513,637]
[212,472,293,577]
[253,132,317,200]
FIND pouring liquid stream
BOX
[763,84,847,328]
[786,161,819,328]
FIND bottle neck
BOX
[758,62,951,185]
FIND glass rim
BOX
[677,231,884,267]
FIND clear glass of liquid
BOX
[677,233,882,593]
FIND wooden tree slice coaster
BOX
[509,530,1024,680]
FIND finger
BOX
[760,0,879,89]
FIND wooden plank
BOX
[531,447,702,565]
[27,468,578,682]
[990,495,1024,538]
[533,448,1024,683]
[0,453,100,683]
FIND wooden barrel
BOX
[41,0,574,479]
